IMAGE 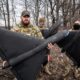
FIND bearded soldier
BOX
[11,10,43,39]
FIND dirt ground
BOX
[0,44,80,80]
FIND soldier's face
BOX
[21,16,30,25]
[39,22,45,27]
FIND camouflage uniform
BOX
[11,23,43,39]
[39,27,48,31]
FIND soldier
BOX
[38,17,49,38]
[38,17,46,29]
[38,17,54,75]
[11,10,43,39]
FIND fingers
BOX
[48,43,54,49]
[48,55,53,62]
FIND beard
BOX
[21,20,30,26]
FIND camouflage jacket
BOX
[11,23,43,39]
[39,27,48,31]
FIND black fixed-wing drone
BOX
[0,21,80,80]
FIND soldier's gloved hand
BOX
[47,54,53,62]
[47,43,54,62]
[47,43,54,50]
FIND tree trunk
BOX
[35,0,39,26]
[24,0,27,10]
[56,0,59,21]
[6,0,10,30]
[1,0,7,28]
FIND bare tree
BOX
[0,0,80,29]
[24,0,28,10]
[11,0,16,27]
[6,0,10,29]
[48,0,55,25]
[0,0,7,28]
[55,0,60,21]
[60,0,80,28]
[45,0,49,27]
[35,0,39,25]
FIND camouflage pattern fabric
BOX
[39,27,48,30]
[0,58,15,80]
[11,23,43,39]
